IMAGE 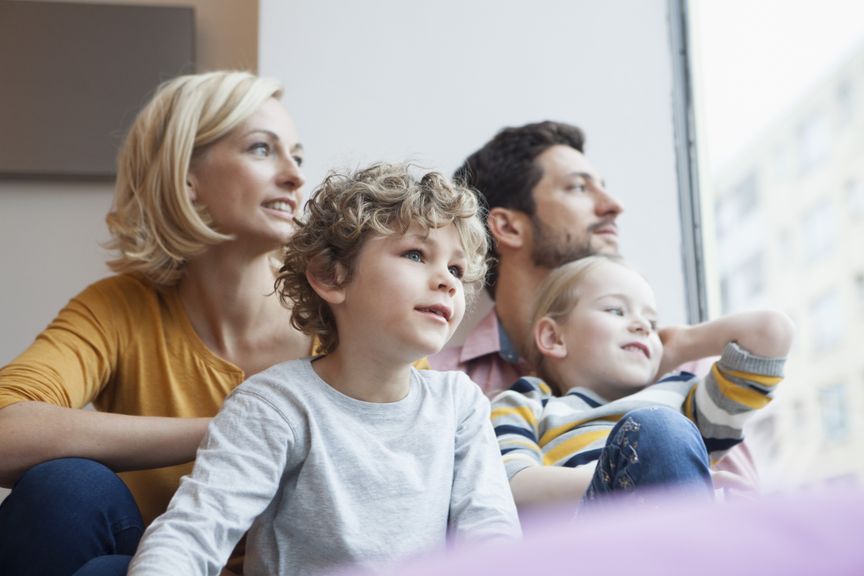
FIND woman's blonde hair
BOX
[275,163,489,355]
[528,255,625,373]
[105,70,284,286]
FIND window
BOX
[687,0,864,489]
[715,171,760,238]
[797,111,831,175]
[819,383,849,444]
[847,179,864,218]
[801,200,838,263]
[809,288,844,353]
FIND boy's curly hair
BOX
[275,163,489,355]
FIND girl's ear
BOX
[305,258,347,305]
[487,207,528,250]
[534,317,568,360]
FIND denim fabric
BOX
[0,458,142,576]
[584,406,713,502]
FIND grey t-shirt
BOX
[129,358,520,576]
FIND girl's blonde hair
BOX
[276,163,489,355]
[105,71,284,286]
[528,255,626,373]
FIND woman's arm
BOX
[0,401,209,487]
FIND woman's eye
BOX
[448,265,464,279]
[250,142,271,156]
[403,249,423,263]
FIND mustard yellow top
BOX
[0,274,431,525]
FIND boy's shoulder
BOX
[413,368,489,407]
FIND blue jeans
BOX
[0,458,143,576]
[584,406,713,503]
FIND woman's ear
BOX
[487,207,527,250]
[534,317,568,360]
[185,172,198,203]
[305,258,346,305]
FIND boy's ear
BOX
[305,258,347,305]
[534,317,568,360]
[487,207,527,250]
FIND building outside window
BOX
[689,0,864,490]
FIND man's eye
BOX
[448,265,464,279]
[403,249,423,262]
[250,142,271,156]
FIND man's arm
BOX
[657,310,795,379]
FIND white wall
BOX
[259,0,687,325]
[0,0,258,503]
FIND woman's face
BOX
[187,98,305,250]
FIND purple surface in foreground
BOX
[329,488,864,576]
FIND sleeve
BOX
[448,375,521,542]
[128,387,295,576]
[0,281,121,410]
[490,379,546,480]
[683,341,786,454]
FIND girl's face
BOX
[187,98,305,251]
[545,261,662,400]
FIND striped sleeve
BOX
[490,378,546,480]
[686,341,786,453]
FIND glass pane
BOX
[689,0,864,491]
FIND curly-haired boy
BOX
[129,163,521,576]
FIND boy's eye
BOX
[250,142,271,157]
[403,249,423,263]
[292,155,304,167]
[448,265,464,279]
[605,306,624,316]
[649,320,659,331]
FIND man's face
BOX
[529,145,623,268]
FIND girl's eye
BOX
[250,142,271,157]
[649,320,659,331]
[605,307,624,316]
[403,249,423,263]
[292,155,304,167]
[448,265,464,279]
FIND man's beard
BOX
[529,216,600,269]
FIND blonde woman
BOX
[0,71,311,575]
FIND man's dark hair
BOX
[454,120,586,294]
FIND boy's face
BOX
[551,261,662,400]
[336,223,468,363]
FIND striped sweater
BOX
[491,342,785,480]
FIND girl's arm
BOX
[508,463,597,510]
[657,310,795,378]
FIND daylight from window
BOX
[690,0,864,490]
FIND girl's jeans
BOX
[584,406,714,503]
[0,457,142,576]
